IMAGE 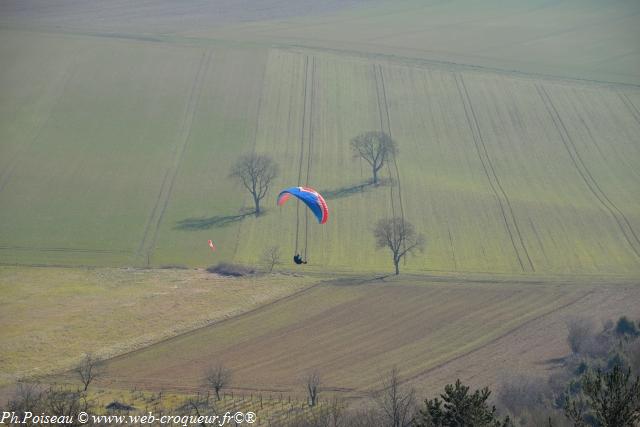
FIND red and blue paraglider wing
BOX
[277,186,329,224]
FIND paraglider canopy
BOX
[277,186,329,224]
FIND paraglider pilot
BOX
[293,254,307,265]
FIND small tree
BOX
[204,364,231,401]
[76,354,101,391]
[377,367,415,427]
[374,217,425,275]
[261,245,281,273]
[414,379,511,427]
[229,153,278,216]
[305,371,321,407]
[564,363,640,427]
[350,131,397,185]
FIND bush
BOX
[615,316,639,337]
[206,262,255,277]
[566,317,596,355]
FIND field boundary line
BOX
[135,49,213,266]
[537,84,640,259]
[394,289,595,390]
[454,74,534,272]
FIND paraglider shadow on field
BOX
[175,210,254,230]
[321,178,394,200]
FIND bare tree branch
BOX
[229,154,278,216]
[204,364,232,401]
[351,131,397,185]
[374,217,425,275]
[75,354,101,392]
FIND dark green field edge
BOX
[454,73,535,273]
[536,84,640,260]
[134,49,213,266]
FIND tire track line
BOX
[537,84,640,259]
[294,55,310,253]
[372,65,397,220]
[378,65,409,264]
[619,92,640,126]
[232,52,269,260]
[304,57,317,258]
[455,74,534,272]
[135,49,213,266]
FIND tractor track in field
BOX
[378,65,410,264]
[394,289,595,390]
[373,64,407,233]
[372,65,397,220]
[232,53,268,260]
[135,49,213,266]
[537,85,640,259]
[294,55,310,253]
[455,74,534,273]
[0,50,80,193]
[304,57,317,257]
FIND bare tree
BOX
[229,153,278,216]
[305,371,321,407]
[351,131,397,186]
[374,217,425,275]
[76,354,101,391]
[377,367,416,427]
[261,245,281,273]
[204,364,231,401]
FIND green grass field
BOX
[1,29,639,275]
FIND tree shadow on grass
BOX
[321,179,391,200]
[175,211,254,230]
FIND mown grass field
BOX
[92,275,640,397]
[0,266,316,387]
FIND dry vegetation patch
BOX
[0,266,316,387]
